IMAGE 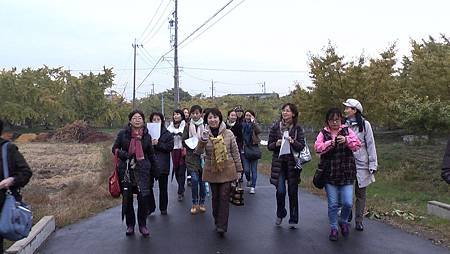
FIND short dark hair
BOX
[280,103,299,124]
[173,109,185,121]
[227,109,235,117]
[149,112,165,127]
[128,109,145,122]
[204,108,223,124]
[0,119,3,136]
[245,110,256,118]
[325,108,343,125]
[190,105,202,114]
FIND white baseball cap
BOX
[343,99,363,113]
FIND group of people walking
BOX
[111,99,380,241]
[112,104,262,237]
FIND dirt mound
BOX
[34,132,53,142]
[51,120,113,143]
[15,133,38,143]
[81,132,113,143]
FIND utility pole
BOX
[211,80,215,101]
[258,81,266,93]
[152,83,155,95]
[132,39,142,109]
[173,0,180,109]
[161,93,165,116]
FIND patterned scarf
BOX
[209,134,227,172]
[129,128,145,161]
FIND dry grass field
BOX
[17,142,120,227]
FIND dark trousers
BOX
[175,164,186,195]
[210,182,231,232]
[276,162,300,224]
[123,191,149,227]
[354,180,367,223]
[1,236,3,252]
[149,174,169,213]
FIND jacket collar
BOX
[205,122,227,136]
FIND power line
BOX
[180,0,247,50]
[136,0,241,91]
[138,0,166,42]
[177,0,235,47]
[181,66,308,73]
[142,0,172,44]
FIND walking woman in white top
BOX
[343,99,378,231]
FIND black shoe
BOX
[126,226,135,236]
[355,222,364,231]
[216,227,225,237]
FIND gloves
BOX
[118,150,130,160]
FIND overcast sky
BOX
[1,0,449,99]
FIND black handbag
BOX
[244,144,261,160]
[313,168,327,189]
[229,181,244,206]
[313,159,329,189]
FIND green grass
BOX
[260,136,450,247]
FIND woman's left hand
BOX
[0,177,14,189]
[152,139,159,145]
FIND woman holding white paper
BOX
[268,103,305,228]
[149,112,174,215]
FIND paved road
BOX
[40,173,448,254]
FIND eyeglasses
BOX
[328,119,340,124]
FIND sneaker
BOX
[187,176,192,186]
[139,226,150,237]
[178,194,184,202]
[340,223,350,237]
[190,205,199,215]
[289,223,297,229]
[275,217,283,226]
[199,204,207,213]
[355,222,364,231]
[329,228,338,241]
[249,187,255,194]
[125,226,134,236]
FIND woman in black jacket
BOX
[0,119,32,251]
[149,112,174,215]
[112,110,159,237]
[268,103,305,228]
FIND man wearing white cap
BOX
[343,98,378,231]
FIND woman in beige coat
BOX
[196,108,243,236]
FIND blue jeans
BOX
[190,171,206,205]
[243,158,258,187]
[325,184,353,230]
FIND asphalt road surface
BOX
[40,173,448,254]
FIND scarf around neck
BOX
[189,118,204,139]
[226,120,236,127]
[243,121,253,145]
[209,134,227,172]
[280,120,293,133]
[129,128,145,161]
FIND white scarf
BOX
[189,118,204,139]
[227,120,236,127]
[168,120,186,149]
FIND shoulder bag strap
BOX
[2,142,10,178]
